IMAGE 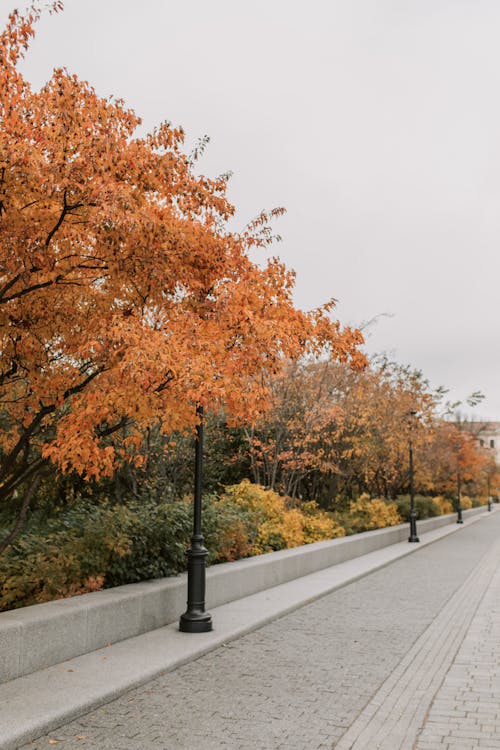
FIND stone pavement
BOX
[17,511,500,750]
[415,543,500,750]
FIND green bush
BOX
[395,495,441,521]
[0,482,401,612]
[0,489,273,610]
[0,501,135,611]
[106,493,258,587]
[104,499,192,587]
[202,494,257,562]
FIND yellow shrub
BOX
[300,500,345,543]
[256,507,305,552]
[346,494,402,533]
[433,496,453,515]
[460,494,473,510]
[222,481,344,555]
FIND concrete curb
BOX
[0,508,494,750]
[0,506,486,685]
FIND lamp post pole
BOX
[456,447,463,524]
[487,477,492,512]
[408,410,419,543]
[179,404,213,633]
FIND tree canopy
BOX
[0,4,364,506]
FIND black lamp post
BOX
[487,477,492,512]
[456,445,463,524]
[408,410,419,543]
[179,404,213,633]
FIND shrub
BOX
[221,481,344,554]
[433,496,453,515]
[0,481,346,610]
[202,493,256,563]
[300,501,344,543]
[460,495,473,510]
[342,494,402,534]
[0,501,134,611]
[395,495,441,521]
[105,499,192,586]
[473,496,488,507]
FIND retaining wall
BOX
[0,506,485,684]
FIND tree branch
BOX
[0,473,43,557]
[0,367,103,485]
[96,416,130,439]
[0,273,21,301]
[44,190,83,249]
[1,275,63,304]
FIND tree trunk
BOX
[0,473,42,556]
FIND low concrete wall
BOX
[0,506,485,684]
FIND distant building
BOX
[464,421,500,464]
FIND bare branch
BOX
[19,200,39,212]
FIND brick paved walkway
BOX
[335,521,500,749]
[20,512,500,750]
[415,544,500,750]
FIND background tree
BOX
[241,356,437,505]
[242,358,344,500]
[417,421,489,500]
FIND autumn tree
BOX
[421,421,490,500]
[241,356,436,505]
[482,452,500,501]
[322,358,436,500]
[242,358,346,499]
[0,5,364,550]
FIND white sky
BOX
[3,0,500,418]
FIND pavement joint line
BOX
[0,509,495,750]
[333,524,500,750]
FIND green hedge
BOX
[0,486,471,612]
[0,493,259,611]
[395,495,442,521]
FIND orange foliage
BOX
[0,6,363,503]
[244,359,349,497]
[420,422,490,498]
[332,359,439,499]
[244,357,436,502]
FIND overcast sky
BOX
[3,0,500,419]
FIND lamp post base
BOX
[179,540,212,633]
[408,512,419,543]
[179,612,213,633]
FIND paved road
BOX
[22,512,500,750]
